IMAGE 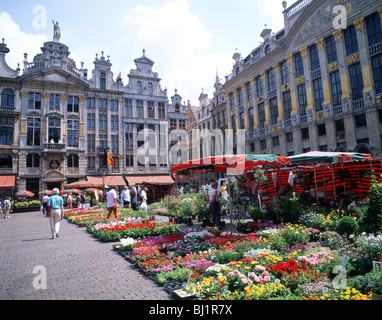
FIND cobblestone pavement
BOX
[0,210,174,300]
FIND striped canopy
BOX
[171,154,290,175]
[288,151,372,166]
[64,181,104,189]
[39,190,52,196]
[15,190,35,197]
[59,189,83,195]
[83,188,100,194]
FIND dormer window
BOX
[100,72,106,89]
[137,81,142,94]
[1,89,14,107]
[148,82,153,95]
[265,45,271,56]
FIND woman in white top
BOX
[139,187,148,211]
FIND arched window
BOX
[148,82,153,95]
[100,72,106,89]
[137,81,142,94]
[1,89,14,107]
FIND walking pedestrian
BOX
[139,187,148,211]
[48,188,64,239]
[42,194,49,215]
[3,196,11,219]
[67,193,73,209]
[106,185,119,219]
[0,198,3,218]
[80,193,87,208]
[208,182,220,228]
[120,186,131,209]
[130,185,138,210]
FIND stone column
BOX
[261,71,270,128]
[333,28,352,111]
[286,53,299,118]
[353,17,375,106]
[300,46,315,120]
[273,62,283,127]
[316,38,332,118]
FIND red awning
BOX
[0,175,16,189]
[125,175,174,186]
[87,175,126,186]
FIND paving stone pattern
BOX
[0,211,174,300]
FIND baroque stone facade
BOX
[200,0,382,161]
[0,33,187,195]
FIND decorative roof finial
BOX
[143,49,146,56]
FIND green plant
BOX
[336,216,359,237]
[359,176,382,234]
[248,205,264,221]
[348,271,382,295]
[29,200,42,206]
[277,194,305,224]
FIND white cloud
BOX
[123,0,223,104]
[0,11,47,69]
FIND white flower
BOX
[120,238,136,247]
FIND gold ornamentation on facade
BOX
[21,91,29,97]
[347,53,359,64]
[299,46,308,57]
[79,96,87,103]
[376,95,381,103]
[316,111,324,120]
[230,109,235,116]
[328,61,339,72]
[378,7,382,18]
[41,92,50,99]
[296,75,305,85]
[315,38,325,48]
[271,125,278,133]
[260,71,266,79]
[281,83,290,92]
[59,94,68,101]
[332,28,343,40]
[257,96,264,103]
[247,101,253,108]
[261,149,267,155]
[286,54,293,64]
[272,63,280,72]
[353,17,365,30]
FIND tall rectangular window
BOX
[148,101,155,118]
[280,61,289,85]
[49,94,60,111]
[283,91,292,120]
[371,54,382,94]
[99,114,107,130]
[99,134,108,150]
[27,93,41,110]
[99,98,107,110]
[297,84,307,115]
[158,102,165,118]
[67,96,79,113]
[239,112,245,129]
[248,107,254,129]
[126,154,134,167]
[67,154,79,168]
[326,35,337,64]
[111,115,118,130]
[125,124,133,149]
[87,134,95,151]
[26,154,40,168]
[366,13,382,47]
[258,103,265,129]
[295,52,304,77]
[48,118,61,143]
[27,117,40,146]
[87,156,95,169]
[87,98,95,109]
[313,78,324,111]
[270,97,278,125]
[111,135,119,152]
[110,99,118,111]
[67,120,79,147]
[237,88,243,107]
[246,82,252,102]
[309,44,320,71]
[345,25,359,56]
[229,93,235,110]
[349,62,364,100]
[136,100,144,117]
[124,99,133,116]
[267,69,276,94]
[87,113,95,129]
[330,70,342,106]
[256,76,263,97]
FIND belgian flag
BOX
[105,150,115,166]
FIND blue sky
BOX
[0,0,286,104]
